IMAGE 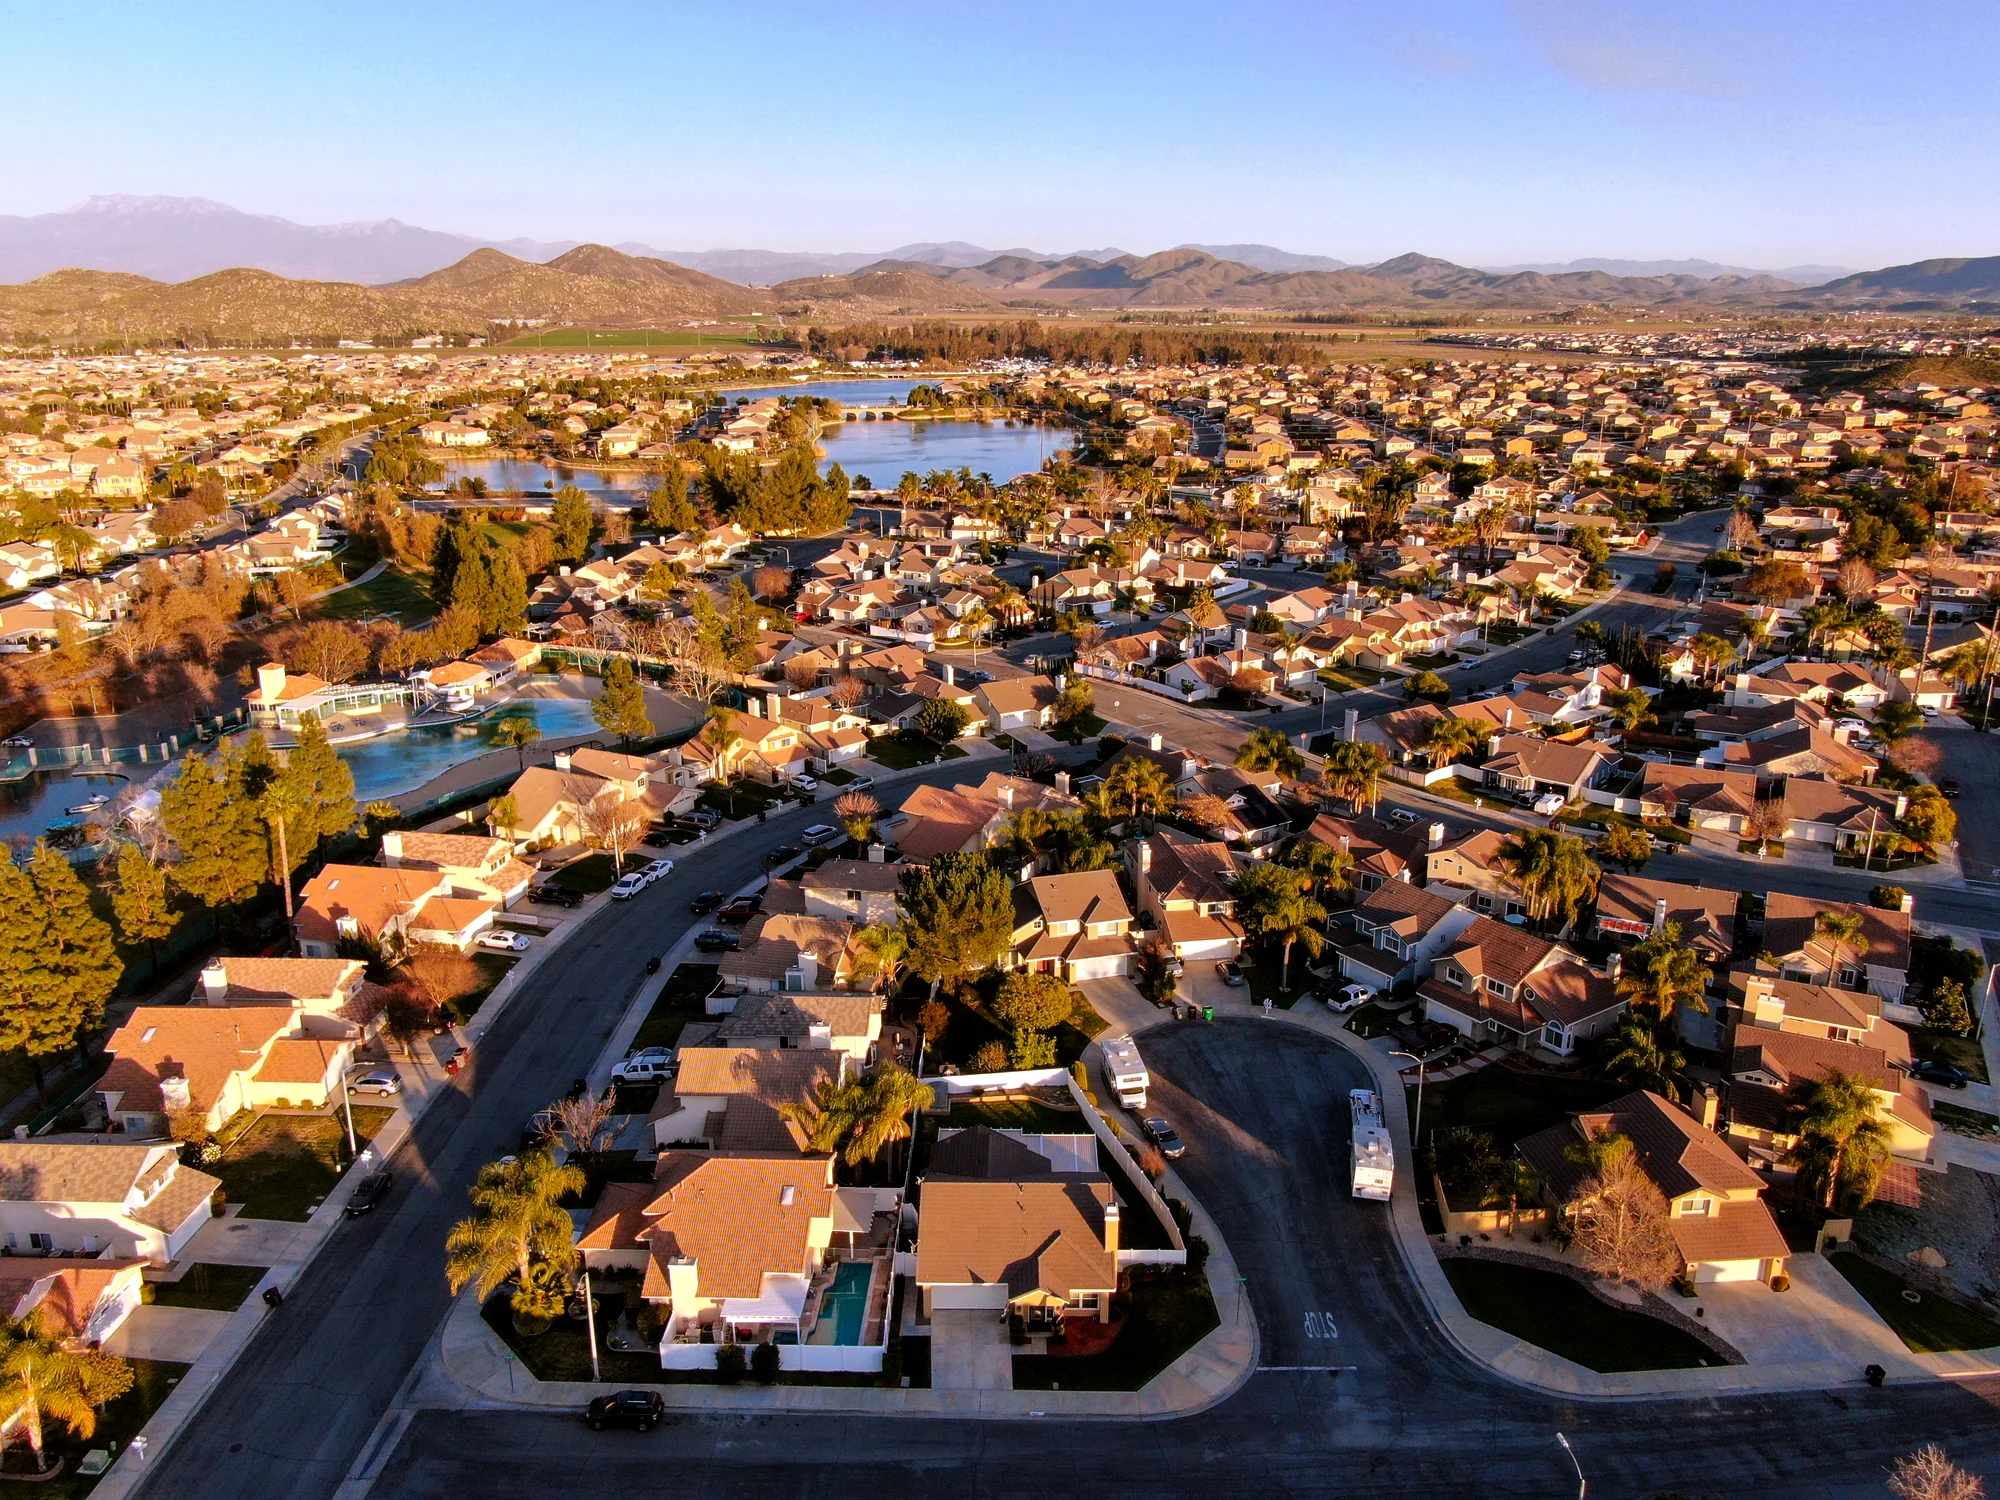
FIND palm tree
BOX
[1258,883,1328,990]
[444,1151,585,1313]
[1871,701,1923,760]
[958,603,994,666]
[1103,756,1177,821]
[1602,1015,1686,1102]
[492,715,541,773]
[780,1077,869,1155]
[487,792,521,844]
[1601,686,1655,733]
[1323,739,1389,815]
[705,705,744,784]
[1615,922,1710,1020]
[844,1066,936,1168]
[0,1323,102,1472]
[1496,828,1600,931]
[1419,714,1488,767]
[1236,726,1305,779]
[851,924,908,995]
[1812,910,1867,987]
[1283,839,1354,906]
[1788,1069,1892,1212]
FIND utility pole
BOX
[581,1268,601,1382]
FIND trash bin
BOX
[1201,1005,1215,1022]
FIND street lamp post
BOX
[1556,1432,1585,1500]
[1389,1050,1427,1144]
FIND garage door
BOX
[1069,954,1132,981]
[1692,1258,1764,1284]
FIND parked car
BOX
[1940,777,1962,799]
[638,857,674,884]
[693,929,742,953]
[1567,649,1586,664]
[344,1170,394,1217]
[791,774,820,793]
[586,1389,666,1432]
[800,823,842,848]
[1162,953,1185,977]
[1910,1059,1971,1090]
[1215,961,1246,987]
[530,883,584,908]
[844,774,876,792]
[1388,808,1419,825]
[762,845,802,869]
[612,1048,675,1084]
[1326,984,1374,1013]
[476,931,531,953]
[642,826,678,848]
[521,1109,556,1149]
[717,895,763,924]
[686,808,722,830]
[1141,1117,1186,1159]
[608,872,649,901]
[345,1065,403,1097]
[688,890,726,915]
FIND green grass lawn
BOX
[698,779,784,818]
[549,853,620,894]
[1012,1268,1219,1390]
[1486,623,1538,645]
[1909,1027,1991,1085]
[442,952,517,1024]
[867,734,969,770]
[501,327,762,349]
[150,1262,267,1311]
[1554,805,1694,845]
[314,565,437,625]
[13,1358,188,1493]
[944,1095,1083,1133]
[1418,1067,1624,1152]
[1442,1259,1717,1371]
[210,1105,396,1221]
[631,964,720,1053]
[1829,1254,2000,1353]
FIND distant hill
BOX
[0,195,576,285]
[1481,256,1854,285]
[1178,244,1351,273]
[1801,256,2000,308]
[1850,355,2000,390]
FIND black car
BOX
[530,884,584,908]
[586,1389,666,1432]
[521,1109,556,1149]
[344,1170,394,1217]
[688,890,726,915]
[643,827,679,847]
[1141,1117,1185,1159]
[717,895,764,924]
[762,845,802,869]
[1910,1059,1971,1090]
[693,929,742,953]
[1939,777,1962,800]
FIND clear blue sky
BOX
[7,0,1995,270]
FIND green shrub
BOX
[750,1341,780,1384]
[715,1343,747,1384]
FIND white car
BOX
[791,774,820,792]
[612,1048,675,1084]
[1327,984,1374,1013]
[639,857,674,885]
[608,872,649,901]
[800,823,843,848]
[476,931,531,953]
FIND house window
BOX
[1681,1196,1714,1218]
[27,1234,50,1252]
[1485,978,1514,999]
[1839,968,1861,988]
[1474,895,1493,912]
[1443,964,1468,988]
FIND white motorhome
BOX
[1100,1036,1149,1111]
[1349,1089,1393,1201]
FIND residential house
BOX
[0,1257,148,1346]
[1008,869,1136,980]
[1127,833,1244,961]
[1333,881,1477,993]
[98,1004,354,1135]
[0,1144,219,1266]
[718,913,863,994]
[379,831,535,907]
[293,864,453,958]
[646,1046,848,1151]
[193,956,380,1038]
[887,773,1077,862]
[974,675,1062,733]
[707,991,886,1068]
[1516,1091,1790,1285]
[1758,894,1911,1002]
[1424,828,1527,921]
[1592,874,1737,963]
[1419,915,1626,1057]
[1477,735,1616,805]
[800,856,903,926]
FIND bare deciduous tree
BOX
[400,950,481,1014]
[574,787,646,872]
[783,658,820,692]
[752,565,792,602]
[1565,1132,1680,1287]
[551,1091,617,1159]
[1888,1445,1985,1500]
[829,675,867,710]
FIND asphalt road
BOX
[360,1020,2000,1500]
[131,764,982,1500]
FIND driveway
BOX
[105,1305,234,1363]
[175,1210,301,1268]
[929,1309,1014,1390]
[1693,1253,1908,1371]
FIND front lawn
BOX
[1441,1259,1717,1372]
[209,1105,397,1221]
[866,733,969,770]
[631,964,721,1053]
[698,779,785,818]
[16,1359,188,1496]
[1829,1254,2000,1353]
[1554,806,1693,846]
[549,853,619,894]
[443,952,517,1024]
[1012,1268,1219,1390]
[150,1262,267,1311]
[1909,1027,1991,1085]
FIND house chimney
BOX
[1102,1201,1120,1255]
[1137,839,1152,873]
[1149,732,1164,752]
[380,831,405,865]
[1343,707,1359,742]
[744,696,761,718]
[257,662,286,701]
[553,750,572,771]
[1652,897,1669,933]
[1000,784,1014,808]
[1054,771,1071,796]
[868,842,885,863]
[1503,707,1514,728]
[1696,1084,1720,1130]
[941,662,955,686]
[1427,821,1445,850]
[199,960,229,1005]
[1606,951,1623,981]
[1234,627,1249,649]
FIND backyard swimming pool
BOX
[808,1260,875,1346]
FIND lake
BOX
[336,696,602,803]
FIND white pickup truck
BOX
[611,1048,675,1084]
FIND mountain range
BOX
[1,200,1998,343]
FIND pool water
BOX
[336,697,602,803]
[808,1260,874,1346]
[0,768,132,845]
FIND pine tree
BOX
[721,577,762,668]
[160,753,265,914]
[551,484,594,562]
[108,844,175,980]
[429,522,469,611]
[0,858,69,1096]
[27,843,118,1047]
[591,658,654,746]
